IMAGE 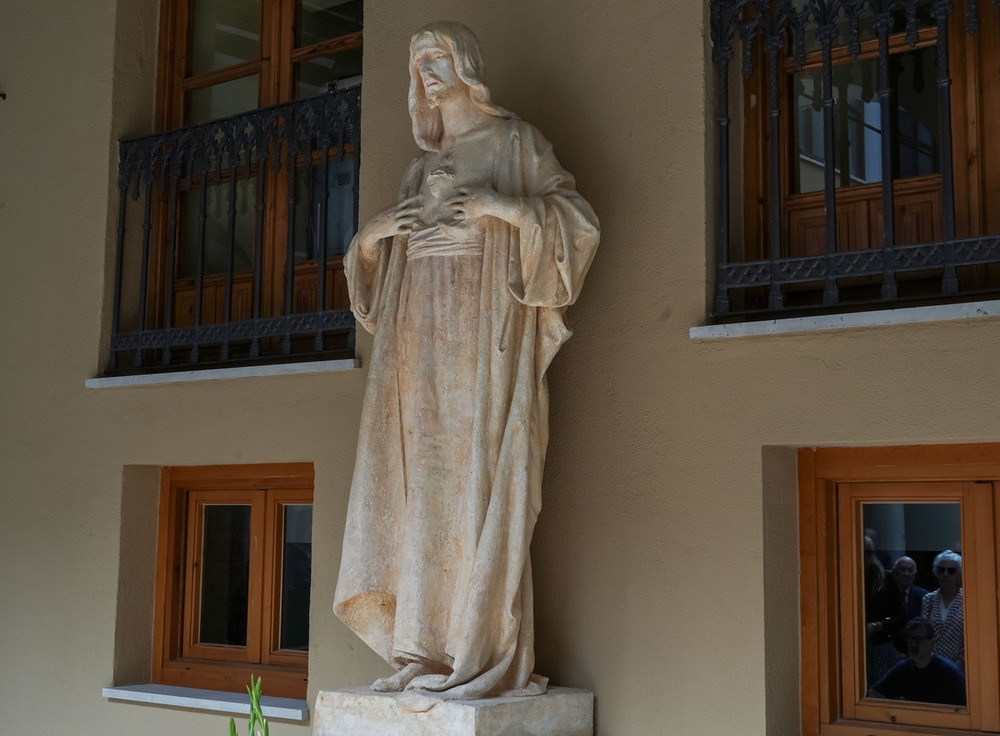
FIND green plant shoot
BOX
[229,674,269,736]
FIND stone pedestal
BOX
[313,686,593,736]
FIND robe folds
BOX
[334,117,599,699]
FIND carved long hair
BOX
[408,21,516,152]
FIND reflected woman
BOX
[920,550,964,670]
[864,537,897,685]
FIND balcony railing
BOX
[710,0,1000,321]
[105,88,361,375]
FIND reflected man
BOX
[884,555,930,655]
[893,556,929,622]
[869,618,966,706]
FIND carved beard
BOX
[424,79,460,108]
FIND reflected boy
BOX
[868,618,966,707]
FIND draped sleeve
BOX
[499,121,600,309]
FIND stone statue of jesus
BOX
[333,20,600,700]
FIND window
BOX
[710,0,1000,319]
[153,464,314,698]
[157,0,363,129]
[105,0,363,374]
[799,445,1000,735]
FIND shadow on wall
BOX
[762,445,802,736]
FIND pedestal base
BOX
[313,686,593,736]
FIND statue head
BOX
[408,21,515,152]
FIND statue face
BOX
[412,35,462,107]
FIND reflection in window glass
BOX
[792,48,938,194]
[861,503,966,707]
[180,176,258,280]
[296,0,363,48]
[190,0,262,75]
[188,74,260,125]
[199,504,252,646]
[293,158,356,263]
[294,48,363,99]
[279,505,312,651]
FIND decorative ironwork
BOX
[105,88,361,374]
[710,0,1000,319]
[719,235,1000,286]
[110,310,356,352]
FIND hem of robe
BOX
[391,648,456,670]
[405,673,549,700]
[334,593,396,664]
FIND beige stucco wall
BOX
[5,0,1000,735]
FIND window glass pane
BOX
[862,502,966,707]
[188,74,260,125]
[199,504,251,647]
[293,157,357,263]
[180,175,257,280]
[279,504,312,651]
[294,48,363,99]
[890,49,939,181]
[296,0,363,48]
[190,0,261,75]
[792,47,938,194]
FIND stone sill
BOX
[102,683,309,721]
[85,358,359,388]
[690,299,1000,340]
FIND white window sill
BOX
[85,358,358,388]
[689,298,1000,339]
[102,684,308,721]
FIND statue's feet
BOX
[371,662,433,693]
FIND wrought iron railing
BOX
[105,88,361,374]
[710,0,1000,320]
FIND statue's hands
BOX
[447,186,521,226]
[358,197,421,258]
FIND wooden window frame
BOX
[742,3,1000,265]
[147,0,362,335]
[155,0,364,130]
[799,444,1000,736]
[153,463,314,698]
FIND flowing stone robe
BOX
[334,117,599,699]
